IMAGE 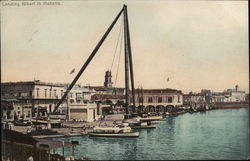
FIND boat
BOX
[139,115,163,121]
[88,124,139,137]
[128,120,156,129]
[14,120,32,126]
[31,118,62,128]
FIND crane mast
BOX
[53,5,136,119]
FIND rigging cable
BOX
[110,18,123,72]
[114,21,124,88]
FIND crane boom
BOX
[53,7,124,113]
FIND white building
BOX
[1,81,67,117]
[134,88,183,107]
[225,85,246,102]
[66,84,101,122]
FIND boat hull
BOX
[88,132,139,137]
[130,125,156,129]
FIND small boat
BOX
[139,115,163,121]
[14,120,32,126]
[31,118,62,128]
[88,124,139,137]
[129,121,156,129]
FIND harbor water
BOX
[54,107,249,160]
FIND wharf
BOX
[13,114,126,138]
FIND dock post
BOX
[48,150,51,161]
[72,146,75,156]
[62,141,65,157]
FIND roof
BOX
[183,93,205,96]
[1,81,66,87]
[36,138,78,149]
[88,86,125,91]
[1,97,19,102]
[88,86,107,91]
[134,88,182,94]
[2,129,38,146]
[2,129,78,149]
[91,94,125,100]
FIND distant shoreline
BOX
[215,103,249,109]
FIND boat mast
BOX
[53,7,124,113]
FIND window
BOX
[76,93,82,100]
[70,93,73,98]
[168,97,173,103]
[29,91,32,97]
[70,99,74,103]
[148,97,153,103]
[158,97,162,103]
[27,111,31,117]
[49,105,52,113]
[45,89,47,98]
[61,90,63,97]
[54,89,57,97]
[49,89,52,98]
[18,92,21,97]
[7,111,11,119]
[139,97,143,103]
[36,88,39,98]
[178,96,180,103]
[70,109,87,113]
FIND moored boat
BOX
[88,124,139,137]
[31,118,62,128]
[128,121,156,129]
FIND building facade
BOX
[66,84,100,122]
[211,85,246,103]
[1,81,67,117]
[134,88,183,107]
[1,98,32,122]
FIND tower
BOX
[104,70,113,88]
[235,85,239,91]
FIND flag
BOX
[167,77,169,82]
[70,68,75,74]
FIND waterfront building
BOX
[1,81,67,117]
[224,85,246,102]
[211,85,246,103]
[1,97,32,122]
[88,70,126,105]
[134,88,183,113]
[183,93,206,105]
[183,89,216,110]
[245,93,249,103]
[66,84,100,122]
[68,102,100,122]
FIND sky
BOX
[1,0,249,93]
